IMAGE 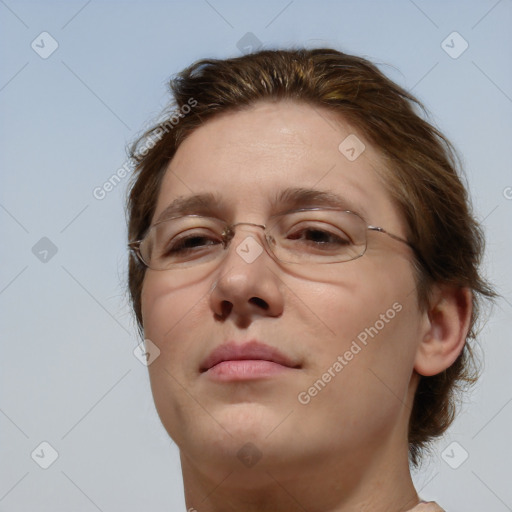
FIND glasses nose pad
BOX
[224,222,278,264]
[265,233,278,255]
[221,225,235,247]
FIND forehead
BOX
[154,101,403,230]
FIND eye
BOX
[286,223,352,248]
[162,230,223,258]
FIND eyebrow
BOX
[154,192,224,223]
[274,187,368,219]
[154,187,367,224]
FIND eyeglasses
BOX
[128,208,413,276]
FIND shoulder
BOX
[408,502,445,512]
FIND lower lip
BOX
[204,360,294,381]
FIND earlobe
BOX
[414,286,473,377]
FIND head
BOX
[126,49,494,472]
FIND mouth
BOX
[200,340,301,381]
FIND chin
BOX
[180,431,303,488]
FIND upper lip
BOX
[200,340,300,372]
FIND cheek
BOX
[302,257,422,381]
[294,269,422,443]
[140,273,208,352]
[140,273,167,339]
[140,275,210,430]
[308,258,417,335]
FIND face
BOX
[140,101,427,485]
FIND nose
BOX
[208,223,285,325]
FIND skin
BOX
[140,101,471,512]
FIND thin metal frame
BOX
[128,207,414,270]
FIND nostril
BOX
[220,301,233,318]
[249,297,269,310]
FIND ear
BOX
[414,285,473,377]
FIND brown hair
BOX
[126,48,495,465]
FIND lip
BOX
[200,340,300,380]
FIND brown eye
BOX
[288,228,350,246]
[166,234,220,254]
[161,230,223,261]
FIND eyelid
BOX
[271,206,368,224]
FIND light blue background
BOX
[1,1,511,511]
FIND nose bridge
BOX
[226,221,266,245]
[229,221,266,234]
[221,220,275,266]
